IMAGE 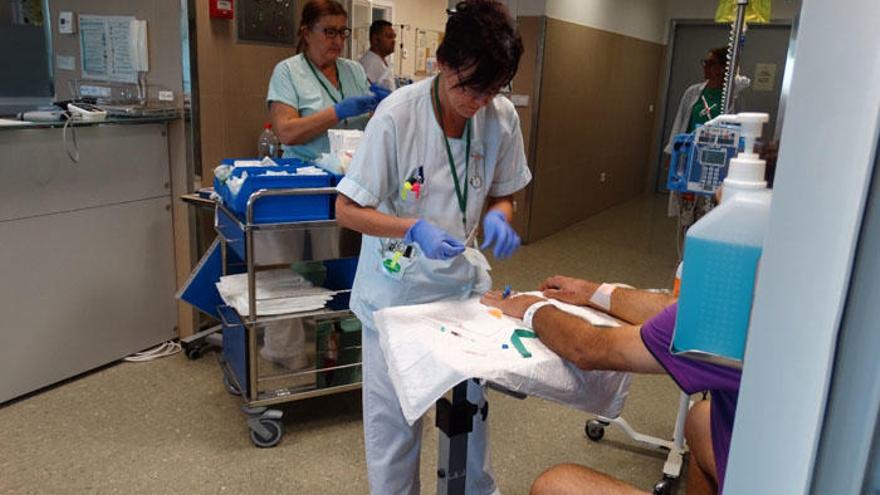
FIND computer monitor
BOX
[0,9,54,117]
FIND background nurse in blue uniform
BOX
[267,0,389,162]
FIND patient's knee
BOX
[685,399,711,445]
[530,464,582,495]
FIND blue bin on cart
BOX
[219,305,250,395]
[214,158,342,224]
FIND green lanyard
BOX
[432,75,471,231]
[305,56,345,104]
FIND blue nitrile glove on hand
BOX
[334,94,379,120]
[405,219,466,260]
[369,82,392,103]
[480,210,521,259]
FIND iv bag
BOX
[715,0,772,24]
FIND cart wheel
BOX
[585,420,606,441]
[249,418,283,448]
[185,345,204,360]
[223,375,241,396]
[653,477,674,495]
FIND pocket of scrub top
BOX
[396,188,422,217]
[378,242,416,282]
[395,165,426,218]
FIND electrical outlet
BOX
[59,11,75,34]
[402,48,408,59]
[599,172,607,183]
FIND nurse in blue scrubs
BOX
[267,0,389,161]
[262,0,389,372]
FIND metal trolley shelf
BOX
[213,187,363,448]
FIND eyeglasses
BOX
[701,58,722,67]
[316,26,352,39]
[454,73,503,100]
[460,85,501,100]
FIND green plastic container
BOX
[291,261,327,286]
[314,317,362,388]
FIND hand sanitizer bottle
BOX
[672,113,772,368]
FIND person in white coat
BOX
[358,20,397,90]
[665,46,751,154]
[335,1,529,493]
[665,46,750,243]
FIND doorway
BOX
[655,22,791,192]
[350,0,394,63]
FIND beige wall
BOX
[526,16,664,241]
[392,0,447,78]
[48,0,196,337]
[50,0,184,101]
[193,0,293,181]
[543,0,667,44]
[506,15,541,238]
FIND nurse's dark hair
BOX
[436,0,523,92]
[296,0,348,53]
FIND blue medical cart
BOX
[215,187,362,448]
[180,170,362,448]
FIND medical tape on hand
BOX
[523,301,553,329]
[510,329,538,358]
[588,283,618,311]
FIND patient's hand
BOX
[480,291,544,319]
[539,275,599,306]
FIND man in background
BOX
[358,20,396,90]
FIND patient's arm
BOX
[480,292,664,374]
[539,275,674,325]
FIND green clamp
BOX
[510,329,538,358]
[383,251,404,273]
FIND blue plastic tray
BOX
[214,158,341,223]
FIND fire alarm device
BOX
[210,0,234,19]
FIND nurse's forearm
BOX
[335,195,417,238]
[272,107,339,145]
[486,195,514,222]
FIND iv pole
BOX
[722,0,749,114]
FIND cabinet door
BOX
[0,124,171,222]
[0,196,176,403]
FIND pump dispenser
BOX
[671,112,772,368]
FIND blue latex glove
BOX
[480,210,521,259]
[369,82,392,103]
[404,219,466,260]
[334,94,378,120]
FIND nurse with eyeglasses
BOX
[267,0,390,161]
[335,1,530,492]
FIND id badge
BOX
[469,144,485,190]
